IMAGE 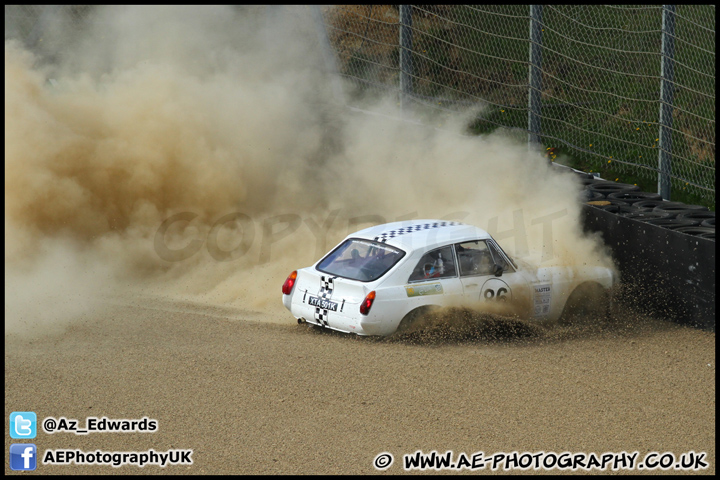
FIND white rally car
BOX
[282,220,615,336]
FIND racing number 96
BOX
[483,287,508,302]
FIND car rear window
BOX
[316,238,406,282]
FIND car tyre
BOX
[607,191,663,205]
[587,182,641,197]
[559,282,610,326]
[674,226,716,238]
[396,306,437,334]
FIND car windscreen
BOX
[316,238,406,282]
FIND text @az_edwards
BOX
[42,416,157,435]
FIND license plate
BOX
[308,296,339,311]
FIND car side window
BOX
[407,246,457,282]
[487,241,514,272]
[456,240,494,277]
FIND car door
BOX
[404,244,464,307]
[455,239,529,312]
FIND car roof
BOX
[351,219,493,252]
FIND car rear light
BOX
[282,270,297,295]
[360,290,376,315]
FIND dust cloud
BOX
[5,5,615,337]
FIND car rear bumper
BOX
[285,293,389,336]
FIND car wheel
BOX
[396,306,436,334]
[559,282,610,326]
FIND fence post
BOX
[658,5,675,200]
[399,5,413,113]
[528,5,543,148]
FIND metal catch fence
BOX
[320,5,715,203]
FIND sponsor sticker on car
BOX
[533,284,552,316]
[405,282,444,297]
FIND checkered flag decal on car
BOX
[373,221,461,243]
[315,308,328,326]
[319,276,334,299]
[314,275,336,326]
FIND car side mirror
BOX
[493,264,503,277]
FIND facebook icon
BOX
[10,444,37,471]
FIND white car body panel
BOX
[283,220,615,336]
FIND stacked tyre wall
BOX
[559,166,715,331]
